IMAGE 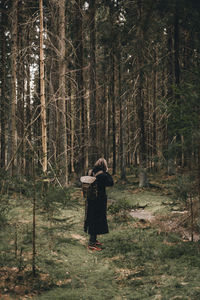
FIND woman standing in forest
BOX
[84,158,114,251]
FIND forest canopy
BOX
[0,0,200,186]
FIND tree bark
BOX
[58,0,68,186]
[25,29,32,177]
[9,0,18,175]
[137,41,148,187]
[111,47,116,175]
[118,51,126,180]
[152,46,158,171]
[0,4,6,168]
[39,0,47,173]
[166,25,175,175]
[109,5,116,175]
[17,7,25,175]
[75,0,85,171]
[89,0,97,165]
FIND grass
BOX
[0,176,200,299]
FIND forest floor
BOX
[1,173,200,300]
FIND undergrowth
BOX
[1,175,200,299]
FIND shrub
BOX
[108,199,133,222]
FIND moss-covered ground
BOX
[0,174,200,299]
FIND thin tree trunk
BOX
[174,1,182,167]
[9,0,18,175]
[58,0,68,186]
[75,0,85,171]
[109,6,116,175]
[39,0,47,174]
[32,157,36,277]
[174,1,180,89]
[111,47,116,175]
[71,92,75,173]
[137,39,148,187]
[102,47,109,161]
[25,32,32,177]
[166,26,175,175]
[47,1,59,169]
[49,66,57,165]
[152,47,158,171]
[198,140,200,237]
[0,5,6,168]
[118,51,126,180]
[89,0,97,165]
[17,13,25,175]
[86,91,90,170]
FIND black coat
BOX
[84,170,114,235]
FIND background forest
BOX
[0,0,200,186]
[1,1,200,299]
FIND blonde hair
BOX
[94,158,108,172]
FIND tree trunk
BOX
[174,1,180,89]
[103,53,109,161]
[49,65,57,166]
[9,0,18,175]
[47,0,59,170]
[198,140,200,236]
[32,158,36,276]
[118,51,126,180]
[39,0,47,173]
[58,0,68,186]
[109,6,116,175]
[166,25,175,175]
[174,1,181,167]
[152,46,158,171]
[89,0,97,165]
[111,47,116,175]
[70,92,75,173]
[25,29,32,177]
[0,5,6,168]
[75,0,85,171]
[17,10,25,175]
[137,42,148,187]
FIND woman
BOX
[84,158,114,251]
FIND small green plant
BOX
[108,198,133,222]
[0,195,9,225]
[172,174,197,204]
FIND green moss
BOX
[1,178,200,299]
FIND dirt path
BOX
[130,209,155,221]
[129,203,200,242]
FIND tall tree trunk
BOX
[48,65,56,166]
[174,0,182,167]
[25,29,32,177]
[103,48,109,161]
[152,46,158,171]
[174,2,180,89]
[47,0,59,169]
[58,0,68,186]
[17,8,25,175]
[39,0,47,173]
[198,134,200,237]
[109,6,116,175]
[111,46,116,175]
[75,0,85,171]
[166,26,175,176]
[70,92,75,173]
[0,4,6,168]
[118,51,126,180]
[9,0,18,175]
[89,0,97,165]
[137,40,148,187]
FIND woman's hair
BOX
[94,158,108,172]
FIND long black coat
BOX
[84,170,114,235]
